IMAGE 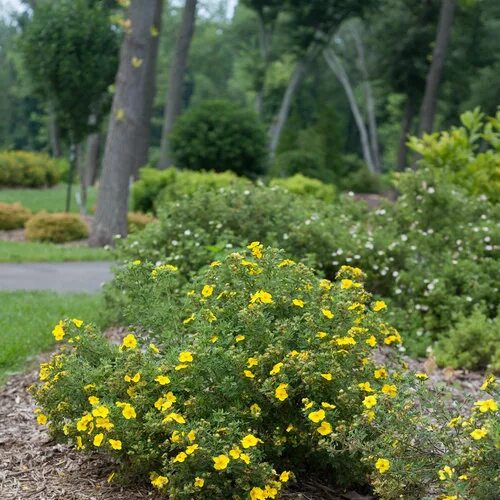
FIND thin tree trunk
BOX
[324,49,376,174]
[48,105,62,158]
[159,0,198,169]
[132,0,163,177]
[419,0,456,135]
[351,25,381,172]
[268,59,306,159]
[85,132,100,187]
[90,0,163,246]
[396,97,415,171]
[76,143,88,215]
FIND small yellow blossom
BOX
[470,427,488,440]
[341,279,354,289]
[366,335,377,347]
[316,331,328,339]
[132,259,141,266]
[36,413,47,425]
[213,454,230,470]
[235,335,245,342]
[151,474,169,489]
[194,477,205,488]
[381,384,397,397]
[317,421,332,435]
[270,362,283,375]
[279,471,291,482]
[240,452,251,464]
[173,451,187,463]
[308,409,326,423]
[480,374,495,391]
[121,334,137,349]
[292,299,304,307]
[121,403,136,420]
[358,382,374,392]
[275,383,289,401]
[124,372,141,383]
[202,284,214,297]
[163,412,186,424]
[241,434,261,448]
[250,290,273,305]
[374,367,387,379]
[108,439,122,451]
[416,372,429,380]
[375,458,390,473]
[322,308,334,319]
[363,395,377,409]
[183,313,195,324]
[247,241,263,258]
[321,373,333,381]
[250,403,261,416]
[278,259,295,267]
[438,465,454,480]
[247,357,259,368]
[186,444,199,455]
[88,396,100,406]
[179,351,193,363]
[373,300,387,312]
[155,375,170,385]
[93,433,104,447]
[473,399,498,413]
[52,321,65,341]
[71,319,83,328]
[244,370,255,379]
[92,406,110,418]
[321,402,336,409]
[149,343,160,353]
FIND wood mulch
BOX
[0,328,486,500]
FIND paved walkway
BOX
[0,261,113,293]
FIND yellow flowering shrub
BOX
[31,246,405,498]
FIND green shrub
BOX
[434,308,500,371]
[408,108,500,202]
[169,100,268,177]
[0,202,32,230]
[0,150,61,188]
[269,174,336,203]
[32,248,404,497]
[127,212,155,234]
[25,212,89,243]
[270,150,324,181]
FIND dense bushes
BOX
[169,100,268,177]
[270,150,324,180]
[127,212,155,234]
[0,151,61,187]
[0,202,32,230]
[269,174,336,202]
[25,212,89,243]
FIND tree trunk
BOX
[159,0,198,169]
[419,0,456,135]
[324,49,376,174]
[90,0,163,246]
[268,59,306,159]
[254,11,273,117]
[396,97,415,171]
[85,132,100,187]
[48,105,62,158]
[76,143,88,216]
[351,25,381,172]
[131,0,164,177]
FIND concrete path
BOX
[0,261,113,293]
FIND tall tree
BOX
[159,0,197,170]
[90,0,163,246]
[419,0,457,134]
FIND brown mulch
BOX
[0,328,485,500]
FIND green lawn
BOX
[0,184,98,213]
[0,240,112,262]
[0,291,105,382]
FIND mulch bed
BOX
[0,328,486,499]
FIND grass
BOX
[0,184,98,213]
[0,240,112,262]
[0,291,106,382]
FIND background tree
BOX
[90,0,163,246]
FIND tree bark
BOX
[268,59,306,159]
[396,97,415,171]
[419,0,456,135]
[351,25,381,172]
[85,132,100,187]
[76,143,88,215]
[131,0,164,177]
[324,49,376,174]
[48,105,62,158]
[159,0,198,170]
[90,0,163,246]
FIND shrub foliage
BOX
[0,202,32,230]
[25,212,89,243]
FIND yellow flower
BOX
[211,335,218,343]
[76,436,84,450]
[341,279,353,289]
[163,412,186,424]
[250,403,261,416]
[241,434,261,448]
[202,284,214,297]
[122,334,137,349]
[286,424,294,432]
[322,308,334,319]
[335,336,356,346]
[121,404,136,420]
[244,370,255,379]
[317,421,332,436]
[321,373,333,381]
[381,384,397,397]
[473,399,498,413]
[447,416,462,428]
[270,362,283,375]
[275,383,289,401]
[375,458,390,473]
[438,465,454,480]
[96,417,114,430]
[247,241,263,258]
[186,444,199,455]
[213,454,230,470]
[308,409,326,423]
[92,406,110,418]
[173,451,187,463]
[175,364,188,371]
[316,331,328,339]
[240,453,251,464]
[235,335,245,342]
[250,290,273,305]
[480,374,495,391]
[373,300,387,312]
[470,427,488,440]
[36,413,47,425]
[124,372,141,383]
[278,259,295,267]
[374,367,387,379]
[358,382,374,392]
[76,413,93,431]
[179,351,193,363]
[52,321,65,341]
[151,474,169,489]
[183,313,195,324]
[321,402,336,409]
[194,477,204,488]
[88,396,100,406]
[149,343,160,353]
[250,487,266,500]
[132,259,141,266]
[155,375,170,385]
[72,318,83,328]
[229,447,241,459]
[415,372,429,380]
[247,357,259,368]
[279,471,291,482]
[93,433,104,447]
[366,335,377,347]
[363,395,377,409]
[187,430,196,442]
[292,299,304,307]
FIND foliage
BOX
[0,150,60,187]
[434,308,500,371]
[169,100,268,177]
[131,167,250,214]
[269,174,336,202]
[269,150,323,180]
[31,248,404,497]
[0,202,31,230]
[127,212,156,234]
[25,212,89,243]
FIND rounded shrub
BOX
[269,174,336,202]
[25,212,89,243]
[169,100,268,177]
[127,212,155,234]
[270,150,324,181]
[0,150,61,188]
[0,202,32,230]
